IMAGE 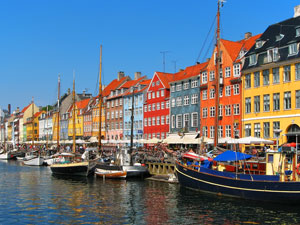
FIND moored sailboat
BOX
[175,0,300,204]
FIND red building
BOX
[144,72,174,140]
[200,33,261,140]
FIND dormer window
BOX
[288,43,298,56]
[256,40,264,48]
[249,54,257,65]
[276,34,284,41]
[296,27,300,37]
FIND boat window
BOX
[252,164,258,169]
[268,154,274,163]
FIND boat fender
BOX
[296,163,300,176]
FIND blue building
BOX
[123,79,150,147]
[169,63,207,134]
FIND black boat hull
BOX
[176,161,300,204]
[50,162,96,177]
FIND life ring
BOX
[296,163,300,176]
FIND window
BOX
[272,67,280,84]
[210,88,215,99]
[156,116,160,125]
[176,84,182,91]
[219,87,223,97]
[166,101,170,109]
[191,94,198,104]
[296,90,300,108]
[233,104,240,115]
[161,90,165,96]
[107,112,110,119]
[296,63,300,80]
[245,74,251,88]
[111,100,114,107]
[210,126,215,139]
[183,114,189,128]
[233,84,240,95]
[225,105,231,116]
[152,92,155,98]
[152,103,155,111]
[201,72,208,84]
[210,107,215,117]
[284,91,291,109]
[218,126,223,138]
[166,115,169,124]
[254,72,260,87]
[249,54,257,65]
[111,111,114,119]
[245,124,251,137]
[263,122,270,138]
[283,65,291,82]
[209,71,215,81]
[288,43,298,55]
[263,69,269,85]
[156,81,160,86]
[245,97,251,114]
[161,116,165,125]
[202,90,207,100]
[225,86,231,96]
[157,103,160,110]
[273,93,280,111]
[156,91,160,98]
[144,118,147,127]
[107,102,110,108]
[263,94,270,112]
[148,93,151,100]
[273,121,280,138]
[225,125,231,137]
[176,114,182,128]
[184,95,190,105]
[254,95,260,113]
[225,67,231,78]
[152,117,155,126]
[183,82,189,89]
[171,85,175,92]
[120,98,122,105]
[115,111,118,118]
[256,40,264,48]
[202,108,208,118]
[161,102,165,109]
[176,97,182,106]
[191,113,198,127]
[219,105,223,117]
[296,27,300,37]
[171,98,176,107]
[273,48,280,61]
[267,49,273,62]
[233,64,240,77]
[202,126,208,137]
[254,123,261,137]
[148,104,151,111]
[171,115,175,128]
[115,99,119,106]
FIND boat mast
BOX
[32,97,35,148]
[214,0,221,150]
[98,45,102,154]
[46,105,49,150]
[57,74,60,151]
[129,87,135,166]
[72,75,76,154]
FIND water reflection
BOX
[1,160,300,224]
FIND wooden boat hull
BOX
[23,156,44,166]
[50,161,96,177]
[176,161,300,204]
[95,168,127,179]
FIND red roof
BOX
[172,62,208,82]
[154,72,175,89]
[76,98,90,110]
[118,76,146,89]
[34,111,43,118]
[21,103,32,113]
[140,79,151,86]
[102,76,129,97]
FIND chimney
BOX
[179,69,184,72]
[244,32,252,40]
[294,5,300,17]
[68,88,71,95]
[206,58,210,62]
[118,71,125,81]
[8,104,11,115]
[83,90,86,96]
[134,72,141,80]
[16,107,20,113]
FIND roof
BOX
[21,103,32,113]
[154,72,175,88]
[118,76,146,89]
[140,79,151,86]
[34,111,43,118]
[76,98,90,110]
[102,76,129,97]
[170,62,208,83]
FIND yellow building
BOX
[52,112,60,142]
[242,15,300,148]
[21,103,39,142]
[91,98,106,139]
[26,111,43,142]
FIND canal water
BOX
[1,160,300,225]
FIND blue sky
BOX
[0,0,299,111]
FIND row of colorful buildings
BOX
[1,8,300,148]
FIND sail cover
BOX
[213,150,253,162]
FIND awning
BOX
[213,150,253,162]
[236,137,273,144]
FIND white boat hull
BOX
[23,156,44,166]
[0,152,12,160]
